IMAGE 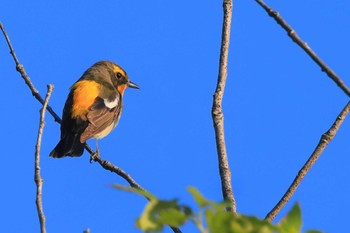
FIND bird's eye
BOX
[116,72,122,79]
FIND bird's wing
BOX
[80,96,122,143]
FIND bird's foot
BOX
[89,149,100,163]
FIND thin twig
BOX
[0,23,62,122]
[265,101,350,221]
[34,84,53,233]
[254,0,350,221]
[211,0,236,213]
[0,22,182,233]
[91,155,145,191]
[89,156,184,233]
[255,0,350,97]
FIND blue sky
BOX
[1,1,350,232]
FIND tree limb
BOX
[34,84,53,233]
[265,101,350,221]
[0,22,182,233]
[211,0,236,213]
[0,23,62,122]
[253,0,350,221]
[255,0,350,97]
[90,154,145,191]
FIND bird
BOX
[50,60,139,158]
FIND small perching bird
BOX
[50,61,139,158]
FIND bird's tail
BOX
[49,134,85,158]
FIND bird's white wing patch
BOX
[104,97,119,109]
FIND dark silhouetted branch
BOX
[211,0,236,213]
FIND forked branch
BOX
[254,0,350,221]
[0,22,182,233]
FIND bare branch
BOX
[255,0,350,97]
[265,101,350,221]
[90,155,145,191]
[211,0,236,213]
[34,84,54,233]
[253,0,350,221]
[0,22,182,233]
[89,154,185,232]
[0,23,62,122]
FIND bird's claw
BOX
[89,149,100,163]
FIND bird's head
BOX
[110,63,139,95]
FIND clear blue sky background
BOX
[1,1,349,233]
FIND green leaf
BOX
[112,184,156,200]
[157,205,188,226]
[211,199,234,212]
[136,199,190,232]
[206,209,278,233]
[114,185,324,233]
[279,203,302,233]
[206,209,235,233]
[238,215,278,233]
[187,186,210,207]
[136,199,163,232]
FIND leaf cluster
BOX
[113,185,322,233]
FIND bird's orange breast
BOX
[71,80,101,120]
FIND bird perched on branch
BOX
[50,60,139,158]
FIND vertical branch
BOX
[265,101,350,221]
[212,0,236,213]
[1,22,183,233]
[34,84,54,233]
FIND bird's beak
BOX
[128,81,139,89]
